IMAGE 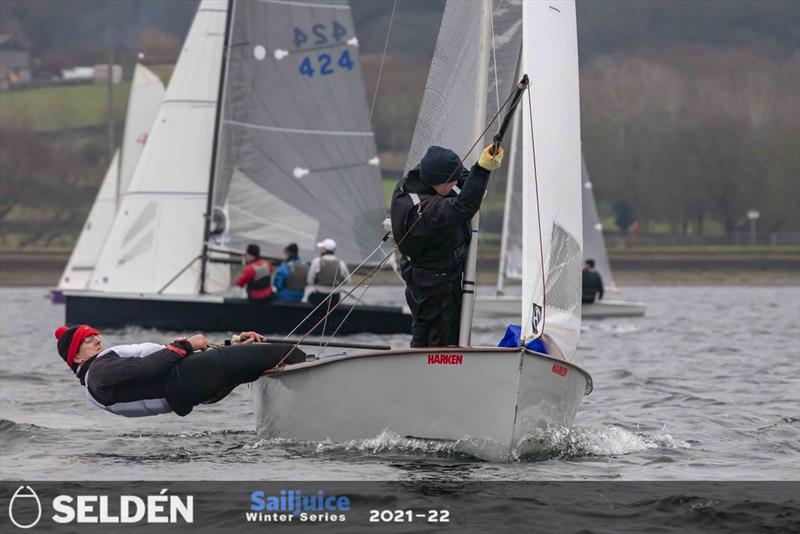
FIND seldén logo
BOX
[7,486,193,528]
[8,486,42,529]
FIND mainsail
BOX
[520,0,583,358]
[405,0,521,174]
[211,0,384,264]
[90,0,229,294]
[581,155,616,289]
[59,63,165,291]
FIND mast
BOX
[200,0,235,294]
[458,0,492,346]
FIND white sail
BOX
[59,65,165,291]
[59,151,120,290]
[118,63,166,198]
[581,155,616,289]
[90,0,228,295]
[520,0,583,358]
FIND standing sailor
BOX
[582,259,604,304]
[306,238,349,307]
[390,145,503,347]
[235,244,274,302]
[274,243,308,302]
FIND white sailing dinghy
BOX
[54,61,165,300]
[476,151,646,319]
[253,0,592,455]
[64,0,410,335]
[578,156,646,317]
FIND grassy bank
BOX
[0,82,131,132]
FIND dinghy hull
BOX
[253,347,591,453]
[475,295,645,319]
[65,291,411,335]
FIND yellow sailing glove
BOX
[478,144,504,171]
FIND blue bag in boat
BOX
[497,324,547,354]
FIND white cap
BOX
[316,238,337,251]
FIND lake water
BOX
[1,286,798,482]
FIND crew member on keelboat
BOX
[235,244,274,302]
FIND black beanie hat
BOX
[285,243,299,256]
[420,146,463,185]
[246,244,260,257]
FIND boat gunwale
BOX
[263,345,593,395]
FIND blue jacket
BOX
[274,260,306,301]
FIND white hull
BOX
[476,295,646,319]
[253,346,592,454]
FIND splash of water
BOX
[241,426,689,463]
[514,424,690,461]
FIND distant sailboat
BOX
[55,62,165,299]
[253,0,592,454]
[63,0,410,335]
[475,148,646,319]
[579,155,646,317]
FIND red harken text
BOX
[427,354,463,365]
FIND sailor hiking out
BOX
[306,239,350,307]
[236,244,274,302]
[390,144,503,347]
[274,243,308,302]
[54,324,305,417]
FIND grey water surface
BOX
[1,286,798,481]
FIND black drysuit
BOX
[582,270,604,303]
[390,163,490,347]
[77,341,305,417]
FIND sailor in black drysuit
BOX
[581,258,604,304]
[390,145,503,347]
[54,325,305,417]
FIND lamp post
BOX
[747,210,760,245]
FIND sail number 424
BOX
[369,509,450,523]
[298,51,353,78]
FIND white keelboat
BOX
[254,0,593,454]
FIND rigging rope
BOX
[525,83,547,340]
[283,238,389,338]
[274,82,526,368]
[368,0,398,123]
